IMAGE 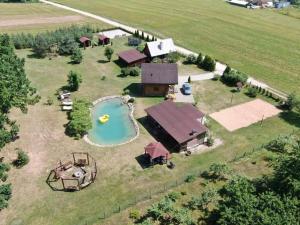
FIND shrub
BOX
[66,100,92,138]
[58,36,79,55]
[0,184,12,210]
[70,48,83,64]
[203,163,232,181]
[121,67,140,77]
[207,135,215,147]
[167,52,180,63]
[46,96,54,105]
[67,71,82,91]
[13,149,29,168]
[285,93,300,111]
[32,34,50,58]
[136,43,145,52]
[167,191,181,202]
[104,46,114,61]
[265,135,298,153]
[0,163,10,182]
[101,76,106,81]
[185,54,197,64]
[222,70,248,86]
[201,55,216,72]
[129,209,141,220]
[122,89,130,96]
[152,57,161,63]
[222,65,232,76]
[196,52,203,65]
[185,174,196,183]
[247,86,258,98]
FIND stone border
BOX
[83,96,140,148]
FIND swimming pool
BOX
[86,97,138,146]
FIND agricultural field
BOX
[0,3,112,34]
[0,36,299,225]
[53,0,300,94]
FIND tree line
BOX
[0,34,38,210]
[10,25,98,58]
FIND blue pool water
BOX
[88,98,137,146]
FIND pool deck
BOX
[83,95,140,148]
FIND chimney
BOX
[159,41,164,50]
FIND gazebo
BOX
[98,35,110,45]
[79,36,91,48]
[144,142,171,165]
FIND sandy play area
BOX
[210,99,281,131]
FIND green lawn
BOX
[0,3,112,34]
[1,37,299,225]
[52,0,300,95]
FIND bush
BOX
[67,71,82,91]
[0,163,10,182]
[265,135,298,153]
[207,135,215,147]
[185,174,196,183]
[196,52,203,65]
[104,46,114,61]
[121,67,140,77]
[58,36,78,55]
[203,163,232,181]
[129,209,141,220]
[285,93,300,111]
[185,54,197,64]
[222,70,248,86]
[32,34,50,58]
[66,100,92,138]
[167,52,180,63]
[0,184,12,210]
[122,89,130,96]
[101,76,106,81]
[13,149,29,168]
[201,55,216,72]
[46,96,54,105]
[167,191,181,202]
[247,86,258,98]
[70,48,83,64]
[136,43,145,52]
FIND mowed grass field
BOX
[53,0,300,94]
[0,37,299,225]
[0,3,112,34]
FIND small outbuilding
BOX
[145,142,171,165]
[118,49,147,67]
[143,38,176,58]
[141,63,178,96]
[145,100,207,151]
[98,35,110,45]
[79,36,91,48]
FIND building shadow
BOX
[137,116,179,153]
[123,83,142,97]
[113,59,126,68]
[135,154,151,169]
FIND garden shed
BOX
[98,35,110,45]
[118,49,147,67]
[145,101,207,151]
[79,36,91,48]
[141,63,178,96]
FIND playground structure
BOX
[47,152,97,191]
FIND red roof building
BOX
[145,142,171,163]
[118,49,147,67]
[98,35,110,45]
[79,36,91,48]
[145,101,207,151]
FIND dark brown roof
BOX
[79,36,90,43]
[141,63,178,84]
[145,142,171,160]
[118,49,147,64]
[145,101,207,144]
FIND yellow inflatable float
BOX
[99,114,110,123]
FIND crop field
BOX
[53,0,300,94]
[0,3,112,34]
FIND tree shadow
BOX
[97,59,109,64]
[279,111,300,128]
